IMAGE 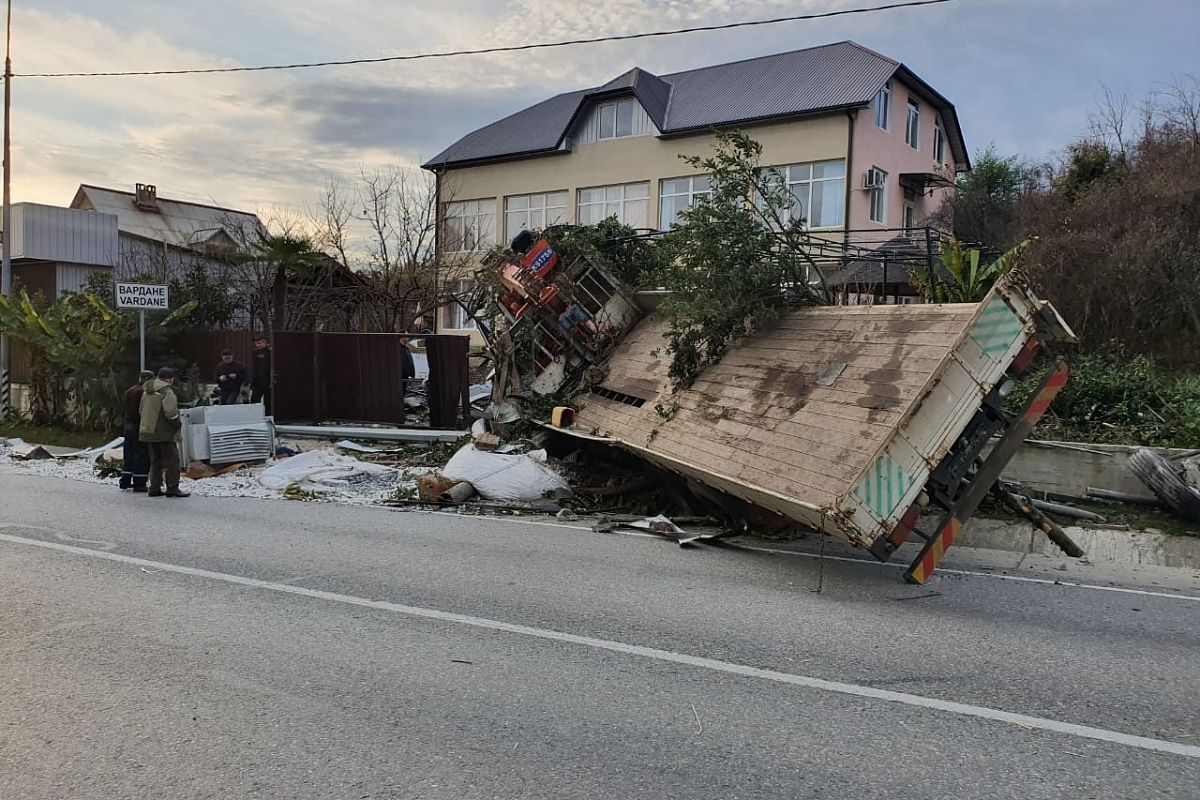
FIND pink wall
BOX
[850,79,956,230]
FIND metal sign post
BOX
[115,282,169,373]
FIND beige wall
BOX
[437,113,851,241]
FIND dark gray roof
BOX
[423,41,967,170]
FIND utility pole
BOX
[0,0,12,419]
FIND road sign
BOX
[115,282,169,311]
[115,283,170,371]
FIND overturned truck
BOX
[479,242,1078,584]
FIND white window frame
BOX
[933,122,946,165]
[781,160,847,230]
[504,191,568,243]
[658,175,711,229]
[577,182,649,228]
[905,99,921,150]
[597,98,636,141]
[868,167,888,225]
[442,198,496,253]
[902,201,917,234]
[443,279,478,330]
[874,82,891,131]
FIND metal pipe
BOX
[440,481,477,504]
[274,424,464,443]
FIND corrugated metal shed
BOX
[8,202,118,267]
[424,41,965,169]
[70,185,264,248]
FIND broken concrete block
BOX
[472,433,501,452]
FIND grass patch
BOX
[0,422,113,449]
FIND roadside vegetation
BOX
[1009,356,1200,448]
[934,79,1200,447]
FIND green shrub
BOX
[1009,355,1200,447]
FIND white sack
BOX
[441,444,570,502]
[260,450,397,493]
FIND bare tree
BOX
[306,165,474,333]
[1091,85,1131,154]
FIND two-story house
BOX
[423,41,969,332]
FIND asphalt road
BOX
[1,472,1197,799]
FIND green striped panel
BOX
[854,453,915,522]
[970,297,1024,358]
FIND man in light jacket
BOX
[139,367,190,498]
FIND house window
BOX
[659,176,711,228]
[577,182,649,228]
[905,99,920,149]
[442,280,478,330]
[874,82,891,130]
[598,98,636,140]
[902,202,917,233]
[868,167,888,225]
[783,160,846,229]
[933,123,946,165]
[504,191,568,242]
[442,199,496,253]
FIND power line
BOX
[15,0,964,79]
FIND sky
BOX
[8,0,1199,224]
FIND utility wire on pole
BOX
[14,0,964,79]
[0,0,12,420]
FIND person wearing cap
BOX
[118,370,154,492]
[214,348,247,405]
[139,366,189,498]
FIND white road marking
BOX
[2,530,1197,761]
[422,511,1200,603]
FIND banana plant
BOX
[924,238,1033,303]
[0,290,196,428]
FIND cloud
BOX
[267,82,543,162]
[8,0,1200,229]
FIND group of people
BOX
[214,335,272,408]
[119,367,189,497]
[117,335,274,497]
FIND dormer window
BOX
[598,98,636,140]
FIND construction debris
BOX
[10,443,54,460]
[1128,448,1200,522]
[441,443,570,502]
[259,450,403,495]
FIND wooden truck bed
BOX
[565,275,1074,558]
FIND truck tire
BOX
[1127,449,1200,523]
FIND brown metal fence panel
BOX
[10,343,33,384]
[168,329,469,428]
[426,335,471,429]
[170,330,256,381]
[319,334,408,425]
[272,331,317,422]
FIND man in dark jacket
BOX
[214,349,246,405]
[118,370,154,492]
[140,367,189,498]
[250,335,272,412]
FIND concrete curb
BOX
[955,517,1200,570]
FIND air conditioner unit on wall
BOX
[863,168,885,190]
